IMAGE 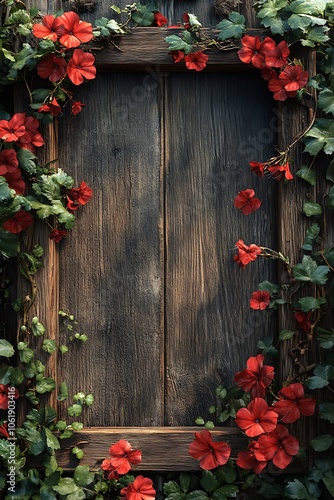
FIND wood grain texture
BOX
[57,73,164,427]
[164,72,277,425]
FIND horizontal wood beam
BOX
[34,427,247,472]
[93,28,268,72]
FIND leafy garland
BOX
[0,0,334,499]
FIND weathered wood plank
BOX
[164,72,278,425]
[57,72,164,427]
[53,427,247,471]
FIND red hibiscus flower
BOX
[267,162,293,181]
[0,422,10,439]
[71,101,86,116]
[105,440,142,475]
[273,383,316,424]
[236,440,267,474]
[49,229,67,243]
[0,113,26,142]
[268,76,297,101]
[171,50,185,63]
[54,11,93,49]
[237,36,275,69]
[120,475,156,500]
[0,149,18,175]
[2,210,33,234]
[32,14,64,41]
[66,49,96,86]
[184,52,209,71]
[154,12,168,26]
[279,64,308,92]
[249,161,267,177]
[67,181,92,206]
[38,98,62,117]
[261,67,277,82]
[16,116,44,152]
[249,290,271,310]
[294,310,311,333]
[0,385,19,410]
[234,353,275,398]
[3,169,25,195]
[100,459,120,480]
[236,397,278,437]
[257,424,299,469]
[37,54,67,82]
[234,239,262,268]
[234,189,261,215]
[188,429,231,470]
[265,40,290,68]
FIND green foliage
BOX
[217,12,246,41]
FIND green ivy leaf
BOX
[326,159,334,182]
[44,427,60,452]
[17,147,38,174]
[185,491,209,500]
[310,435,334,451]
[297,296,326,312]
[301,25,329,47]
[303,201,322,217]
[26,427,46,456]
[52,477,80,495]
[68,404,83,417]
[0,339,15,357]
[257,0,287,18]
[36,377,56,394]
[165,33,193,55]
[217,12,245,41]
[278,329,295,341]
[74,465,95,487]
[0,229,19,258]
[284,479,313,499]
[292,256,329,285]
[200,470,219,493]
[304,118,334,156]
[42,339,56,354]
[296,166,316,186]
[327,186,334,209]
[289,0,327,15]
[318,88,334,115]
[316,327,334,349]
[28,199,54,219]
[306,364,332,389]
[58,382,68,401]
[131,5,155,26]
[215,464,237,484]
[51,200,76,229]
[260,15,285,34]
[258,280,280,295]
[302,223,320,251]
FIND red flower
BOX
[3,169,25,195]
[267,162,293,181]
[66,49,96,86]
[234,239,262,268]
[37,54,67,82]
[184,52,209,72]
[49,229,67,243]
[273,383,316,424]
[0,385,19,410]
[0,422,10,439]
[0,149,18,175]
[71,101,86,116]
[236,440,267,474]
[182,12,191,29]
[234,189,261,215]
[257,424,299,469]
[171,50,185,63]
[268,77,297,101]
[234,353,274,398]
[236,397,278,437]
[67,181,92,206]
[106,440,142,475]
[2,210,33,234]
[32,14,64,41]
[188,429,231,470]
[154,12,168,26]
[100,459,120,480]
[237,36,275,69]
[38,98,62,117]
[0,113,26,142]
[261,67,277,82]
[279,64,308,92]
[120,475,156,500]
[294,310,311,333]
[265,40,290,68]
[249,161,266,177]
[249,290,271,310]
[16,115,44,152]
[54,11,93,49]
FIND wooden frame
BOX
[22,24,316,473]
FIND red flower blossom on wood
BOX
[16,115,44,152]
[234,353,274,398]
[67,181,92,206]
[267,162,293,181]
[37,54,67,82]
[3,169,25,195]
[234,239,262,268]
[261,67,277,82]
[38,98,62,117]
[184,52,209,71]
[0,422,10,439]
[279,64,308,92]
[265,40,290,68]
[0,149,18,175]
[49,229,67,243]
[154,12,168,26]
[257,424,299,469]
[237,36,275,69]
[273,383,316,424]
[234,189,261,215]
[249,290,271,310]
[105,440,142,475]
[236,440,267,474]
[0,385,19,410]
[268,77,297,101]
[171,50,185,63]
[294,310,311,333]
[235,397,278,437]
[100,459,120,480]
[0,113,26,142]
[188,429,231,470]
[120,475,156,500]
[54,11,93,49]
[249,161,266,177]
[66,49,96,86]
[71,101,86,116]
[32,14,64,41]
[3,210,33,234]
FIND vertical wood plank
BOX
[164,72,277,425]
[57,73,164,426]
